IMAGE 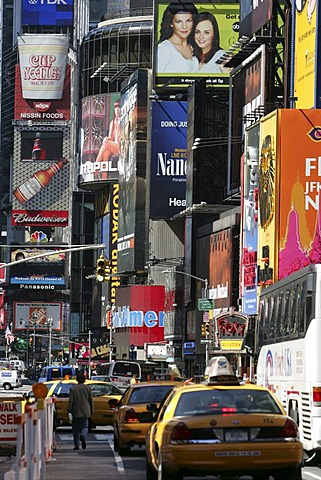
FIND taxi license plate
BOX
[225,429,248,441]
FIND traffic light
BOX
[96,255,107,282]
[201,323,210,336]
[104,260,111,282]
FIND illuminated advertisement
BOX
[13,302,62,331]
[241,124,259,315]
[293,0,317,109]
[150,101,187,218]
[17,35,69,100]
[79,93,120,184]
[258,111,278,286]
[208,228,233,314]
[113,286,165,347]
[278,109,321,278]
[231,47,265,194]
[12,130,70,225]
[239,0,273,37]
[154,1,240,89]
[117,70,148,273]
[22,0,74,27]
[110,183,120,306]
[10,247,66,290]
[14,65,71,121]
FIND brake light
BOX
[279,418,299,438]
[222,407,236,414]
[111,377,118,382]
[124,408,140,423]
[313,387,321,404]
[171,422,192,441]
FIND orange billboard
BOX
[258,111,279,285]
[293,0,317,108]
[278,109,321,279]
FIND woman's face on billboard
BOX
[171,13,193,39]
[194,20,214,54]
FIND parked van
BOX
[0,370,22,390]
[38,365,77,383]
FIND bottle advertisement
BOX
[12,130,70,226]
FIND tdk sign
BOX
[28,1,68,4]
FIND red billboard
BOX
[113,285,165,347]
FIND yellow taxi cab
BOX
[111,380,183,455]
[39,379,123,429]
[145,357,303,480]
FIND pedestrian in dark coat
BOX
[67,372,94,450]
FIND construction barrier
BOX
[3,397,55,480]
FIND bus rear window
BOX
[113,362,140,377]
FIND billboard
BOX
[13,302,62,331]
[153,1,240,89]
[9,247,66,290]
[117,70,148,273]
[293,0,317,109]
[241,124,259,315]
[113,286,165,347]
[208,228,233,315]
[150,101,187,218]
[278,109,321,278]
[17,35,69,100]
[14,65,71,121]
[22,0,74,27]
[12,130,70,224]
[79,93,120,184]
[257,111,278,286]
[239,0,273,37]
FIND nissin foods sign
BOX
[112,306,164,328]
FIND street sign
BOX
[198,298,213,311]
[200,339,212,343]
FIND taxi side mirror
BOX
[146,403,158,413]
[108,398,119,409]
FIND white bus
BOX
[96,360,141,389]
[256,263,321,465]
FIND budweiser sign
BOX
[12,210,68,227]
[18,35,69,100]
[33,102,51,112]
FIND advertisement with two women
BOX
[154,0,240,88]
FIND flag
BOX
[5,325,15,345]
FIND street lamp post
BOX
[162,269,210,366]
[106,303,116,362]
[46,317,53,366]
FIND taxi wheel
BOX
[146,460,157,480]
[113,432,119,452]
[157,451,183,480]
[274,467,302,480]
[118,438,130,456]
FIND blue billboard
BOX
[22,0,74,27]
[150,101,187,218]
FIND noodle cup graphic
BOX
[18,35,69,100]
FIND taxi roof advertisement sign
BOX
[153,1,240,89]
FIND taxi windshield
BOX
[174,389,283,416]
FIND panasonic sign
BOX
[112,306,164,329]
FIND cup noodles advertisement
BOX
[18,34,69,100]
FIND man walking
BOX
[68,372,94,450]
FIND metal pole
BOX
[109,317,113,362]
[88,330,92,379]
[48,318,52,367]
